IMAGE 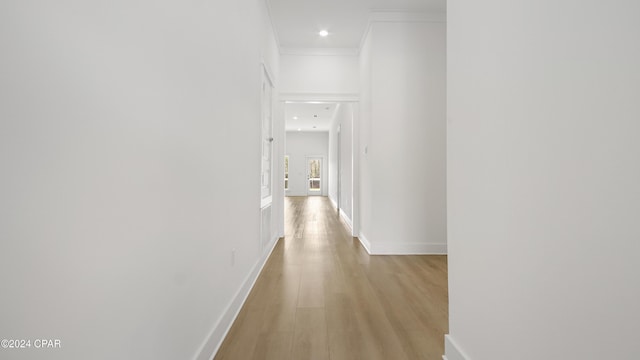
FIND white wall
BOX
[261,0,284,244]
[273,99,286,239]
[328,103,354,225]
[285,132,329,196]
[359,28,374,247]
[358,16,447,254]
[0,1,279,359]
[447,1,640,359]
[280,53,359,95]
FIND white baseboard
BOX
[328,196,353,233]
[444,335,470,360]
[372,242,447,255]
[339,211,353,232]
[194,235,280,360]
[328,196,337,209]
[357,232,446,255]
[357,232,373,254]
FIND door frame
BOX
[305,155,325,196]
[337,124,341,214]
[279,92,359,237]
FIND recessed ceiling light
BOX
[319,30,329,37]
[297,128,302,131]
[293,116,298,120]
[314,115,318,118]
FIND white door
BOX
[306,157,322,195]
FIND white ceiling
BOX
[285,102,338,132]
[267,0,446,49]
[275,1,445,132]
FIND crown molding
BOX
[280,92,359,103]
[279,47,359,56]
[369,9,446,23]
[358,10,446,54]
[263,0,282,50]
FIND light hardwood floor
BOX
[214,196,448,360]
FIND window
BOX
[284,155,289,190]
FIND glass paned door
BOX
[284,156,289,190]
[307,158,321,195]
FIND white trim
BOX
[261,61,276,90]
[371,242,447,255]
[358,10,446,54]
[444,335,471,360]
[194,236,280,360]
[358,232,447,255]
[280,47,359,56]
[356,232,447,255]
[339,211,353,232]
[260,196,272,209]
[280,93,359,103]
[262,0,281,51]
[357,232,373,254]
[260,64,275,208]
[275,94,286,240]
[330,104,341,125]
[351,104,359,237]
[328,195,353,233]
[329,196,338,209]
[369,9,446,23]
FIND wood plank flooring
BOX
[214,196,448,360]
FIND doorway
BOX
[280,97,359,237]
[306,157,322,195]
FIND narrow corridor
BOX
[215,196,448,360]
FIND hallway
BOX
[214,196,448,360]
